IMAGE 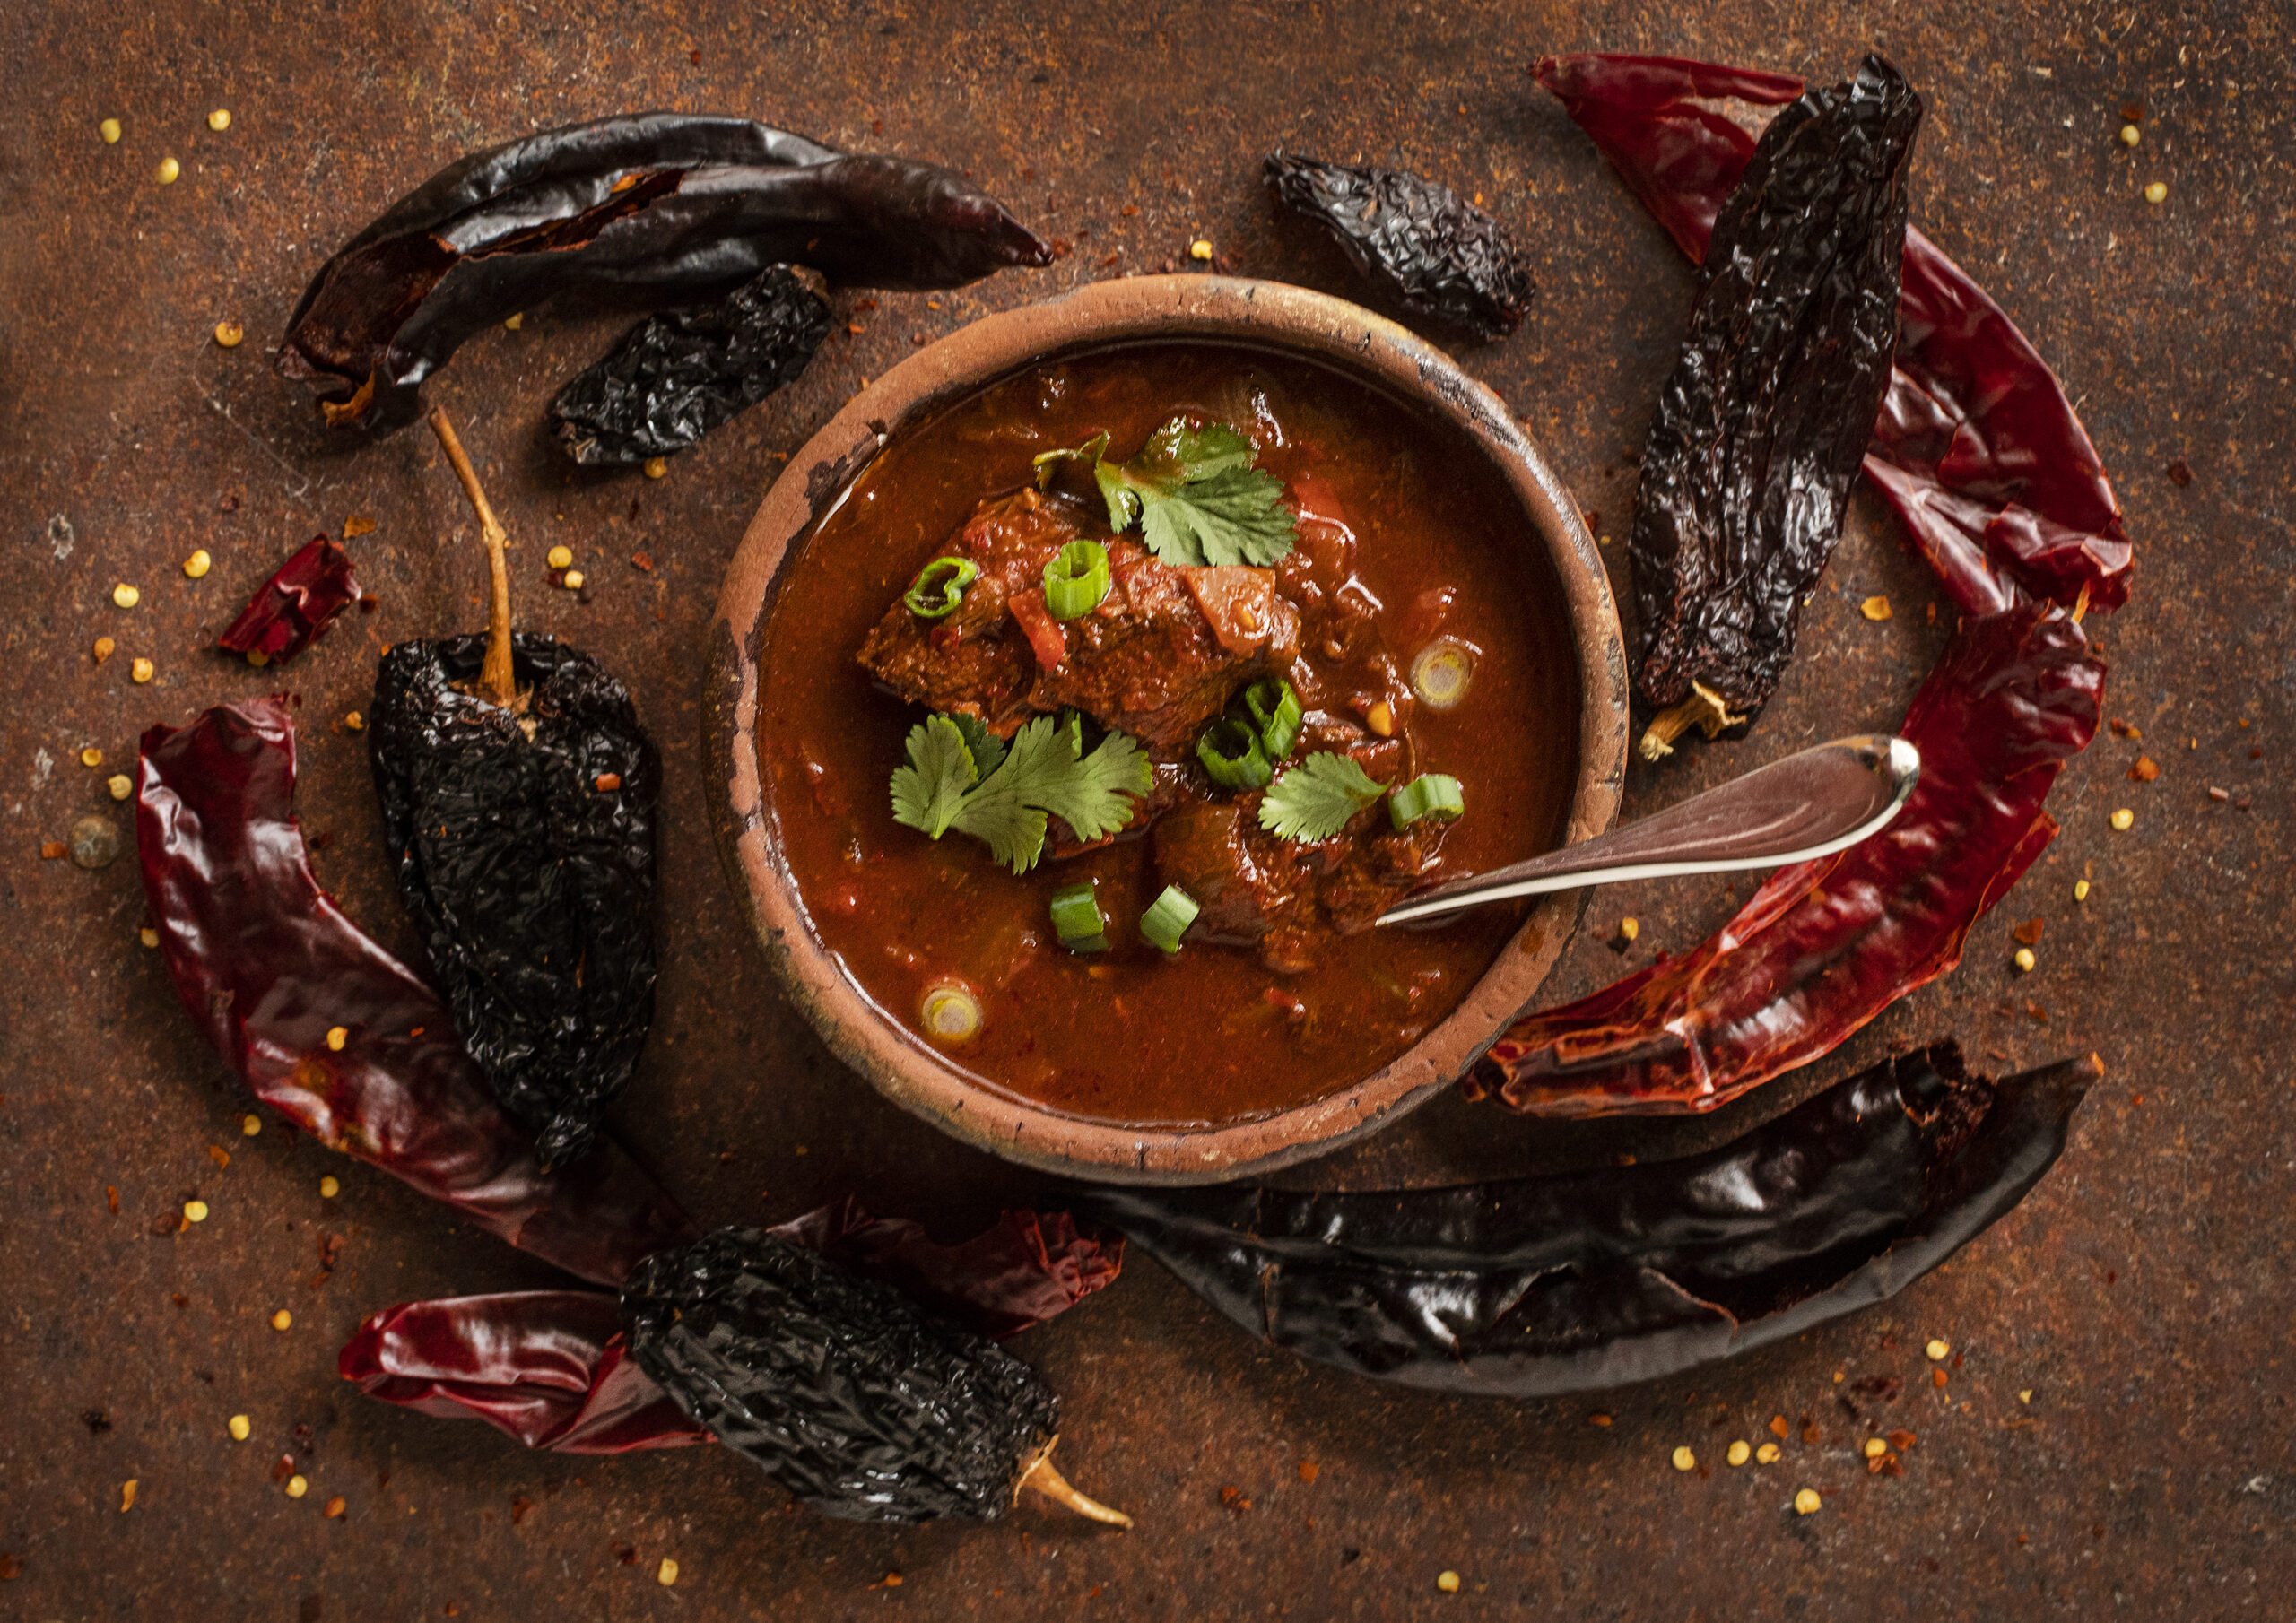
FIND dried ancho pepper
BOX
[370,411,660,1168]
[135,697,695,1286]
[1263,151,1531,339]
[217,534,363,664]
[619,1225,1132,1525]
[547,265,831,464]
[1629,56,1921,760]
[1079,1043,2096,1397]
[279,114,1051,432]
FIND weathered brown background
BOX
[3,1,2287,1618]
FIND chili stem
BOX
[425,406,518,709]
[1017,1444,1133,1528]
[1638,680,1746,762]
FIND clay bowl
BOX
[707,275,1627,1185]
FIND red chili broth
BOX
[760,342,1578,1126]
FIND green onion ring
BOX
[1048,881,1109,953]
[1138,884,1199,954]
[903,557,979,620]
[918,980,985,1043]
[1243,677,1303,760]
[1196,716,1274,791]
[1409,637,1479,710]
[1387,773,1465,830]
[1042,540,1112,621]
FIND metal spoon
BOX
[1376,734,1921,927]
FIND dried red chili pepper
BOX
[1535,52,2132,615]
[1080,1043,2096,1397]
[215,535,362,664]
[279,114,1051,432]
[135,696,695,1285]
[1469,603,2103,1114]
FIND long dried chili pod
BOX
[1076,1043,2097,1398]
[1534,51,2133,617]
[1629,56,1919,759]
[1470,603,2102,1115]
[341,1202,1124,1456]
[135,697,696,1286]
[279,113,1051,432]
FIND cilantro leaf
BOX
[1257,751,1388,841]
[1039,416,1298,568]
[947,711,1006,780]
[890,713,1152,874]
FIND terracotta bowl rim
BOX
[705,273,1628,1185]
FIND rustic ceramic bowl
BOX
[707,275,1628,1185]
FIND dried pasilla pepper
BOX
[547,264,832,465]
[1263,151,1531,339]
[1078,1043,2096,1397]
[1535,52,2132,617]
[620,1225,1131,1525]
[1628,56,1921,759]
[216,534,363,664]
[1471,603,2103,1115]
[279,113,1051,432]
[341,1202,1121,1455]
[135,697,695,1286]
[370,412,660,1168]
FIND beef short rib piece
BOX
[857,490,1300,756]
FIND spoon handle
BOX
[1377,735,1920,927]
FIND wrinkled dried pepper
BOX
[279,113,1050,432]
[216,535,362,664]
[1080,1043,2095,1397]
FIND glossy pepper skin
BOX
[215,535,363,664]
[1631,56,1921,720]
[621,1227,1061,1523]
[1263,151,1531,339]
[548,265,832,464]
[135,699,696,1286]
[1078,1043,2096,1398]
[278,113,1052,432]
[370,632,661,1169]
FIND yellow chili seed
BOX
[109,775,133,802]
[2074,879,2090,902]
[1795,1488,1822,1515]
[2110,807,2134,830]
[1619,917,1639,942]
[94,635,116,663]
[213,320,245,347]
[184,548,213,577]
[81,747,102,768]
[184,1199,209,1223]
[1671,1446,1696,1472]
[1436,1571,1460,1593]
[2013,947,2036,973]
[113,582,140,608]
[2019,1389,2033,1404]
[2119,123,2141,146]
[1726,1441,1751,1467]
[1926,1338,1950,1360]
[272,1308,292,1331]
[643,457,667,479]
[562,569,586,590]
[1863,1436,1887,1459]
[285,1475,308,1498]
[228,1414,251,1441]
[319,1176,340,1199]
[248,649,269,667]
[2144,181,2167,204]
[1755,1443,1781,1464]
[1189,239,1214,261]
[326,1026,348,1051]
[504,312,524,330]
[547,544,574,569]
[657,1558,680,1587]
[208,108,231,132]
[241,1114,261,1136]
[1860,595,1892,621]
[141,927,161,949]
[100,117,122,143]
[1366,700,1394,737]
[132,658,154,684]
[121,1479,139,1512]
[344,711,365,731]
[155,156,180,185]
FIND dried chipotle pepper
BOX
[216,535,363,664]
[370,412,660,1168]
[1471,603,2103,1115]
[135,697,695,1286]
[1535,51,2133,617]
[1079,1043,2096,1397]
[279,114,1051,432]
[1628,56,1920,759]
[547,264,831,465]
[1263,152,1532,339]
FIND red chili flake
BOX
[1769,1414,1789,1439]
[271,1453,297,1484]
[2128,755,2160,782]
[1298,1461,1321,1482]
[2108,717,2141,740]
[343,516,378,539]
[630,552,654,572]
[1050,238,1074,259]
[510,1496,533,1524]
[1098,252,1121,268]
[613,1544,639,1566]
[689,50,700,65]
[324,1497,347,1519]
[2012,918,2045,946]
[2163,459,2193,487]
[1587,1413,1613,1427]
[220,492,243,512]
[1932,1367,1950,1389]
[1889,1429,1918,1451]
[149,1210,179,1237]
[170,1293,188,1308]
[206,1144,230,1170]
[293,1421,316,1456]
[846,322,865,336]
[869,1572,904,1589]
[40,842,66,860]
[853,299,879,314]
[1801,1417,1821,1445]
[1120,204,1140,217]
[2119,98,2147,123]
[1218,1485,1252,1515]
[106,1185,119,1214]
[2208,786,2230,803]
[594,774,622,793]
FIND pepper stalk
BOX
[424,406,520,710]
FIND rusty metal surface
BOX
[2,3,2287,1618]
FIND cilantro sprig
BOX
[1257,751,1389,841]
[891,713,1151,874]
[1033,416,1298,568]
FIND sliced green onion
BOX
[1138,884,1199,954]
[1048,881,1109,952]
[903,556,978,620]
[1196,716,1273,790]
[1042,540,1112,621]
[1387,773,1465,829]
[918,980,984,1044]
[1410,637,1479,710]
[1243,677,1303,760]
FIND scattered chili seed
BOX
[1671,1446,1696,1472]
[561,569,586,590]
[184,549,213,577]
[2019,1389,2033,1404]
[1366,699,1395,737]
[93,636,115,663]
[2109,807,2134,830]
[547,544,574,569]
[2013,947,2036,973]
[1618,917,1639,942]
[2144,181,2167,204]
[657,1558,679,1587]
[595,773,622,792]
[1926,1338,1950,1359]
[285,1475,309,1498]
[1794,1488,1822,1515]
[2119,123,2140,146]
[100,117,122,143]
[503,312,524,330]
[213,322,244,348]
[113,582,140,608]
[241,1114,261,1136]
[326,1026,348,1051]
[319,1176,340,1199]
[141,927,160,948]
[208,108,231,132]
[2074,879,2090,902]
[228,1414,250,1441]
[1863,1436,1888,1459]
[81,747,103,768]
[109,775,133,801]
[643,457,667,479]
[344,711,365,731]
[272,1309,292,1331]
[1726,1441,1751,1467]
[132,657,154,683]
[184,1200,209,1223]
[1860,595,1892,621]
[1755,1443,1781,1464]
[155,157,180,185]
[247,650,268,667]
[1436,1571,1461,1593]
[1189,239,1215,261]
[120,1480,138,1512]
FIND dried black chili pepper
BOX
[1629,56,1921,760]
[620,1226,1132,1525]
[135,697,695,1286]
[1077,1043,2096,1397]
[216,534,363,664]
[1263,151,1531,339]
[279,113,1051,432]
[546,264,832,464]
[370,412,659,1168]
